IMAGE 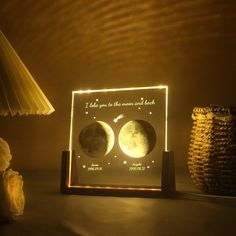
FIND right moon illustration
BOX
[118,120,156,158]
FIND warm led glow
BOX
[70,185,162,192]
[68,85,168,188]
[165,86,168,152]
[74,85,167,94]
[68,92,75,185]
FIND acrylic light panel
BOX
[67,85,168,193]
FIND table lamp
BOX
[0,30,54,115]
[0,30,54,221]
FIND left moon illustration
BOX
[79,121,115,158]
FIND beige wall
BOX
[0,0,236,172]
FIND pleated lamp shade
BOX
[0,31,54,116]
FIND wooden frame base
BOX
[60,150,175,198]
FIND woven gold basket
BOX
[188,106,236,196]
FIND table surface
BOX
[0,170,236,236]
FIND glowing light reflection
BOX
[68,85,168,188]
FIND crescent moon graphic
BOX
[118,120,156,158]
[79,121,115,158]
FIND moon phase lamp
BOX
[61,85,175,197]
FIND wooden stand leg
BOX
[161,151,176,192]
[60,150,70,193]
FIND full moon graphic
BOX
[79,121,115,158]
[118,120,156,158]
